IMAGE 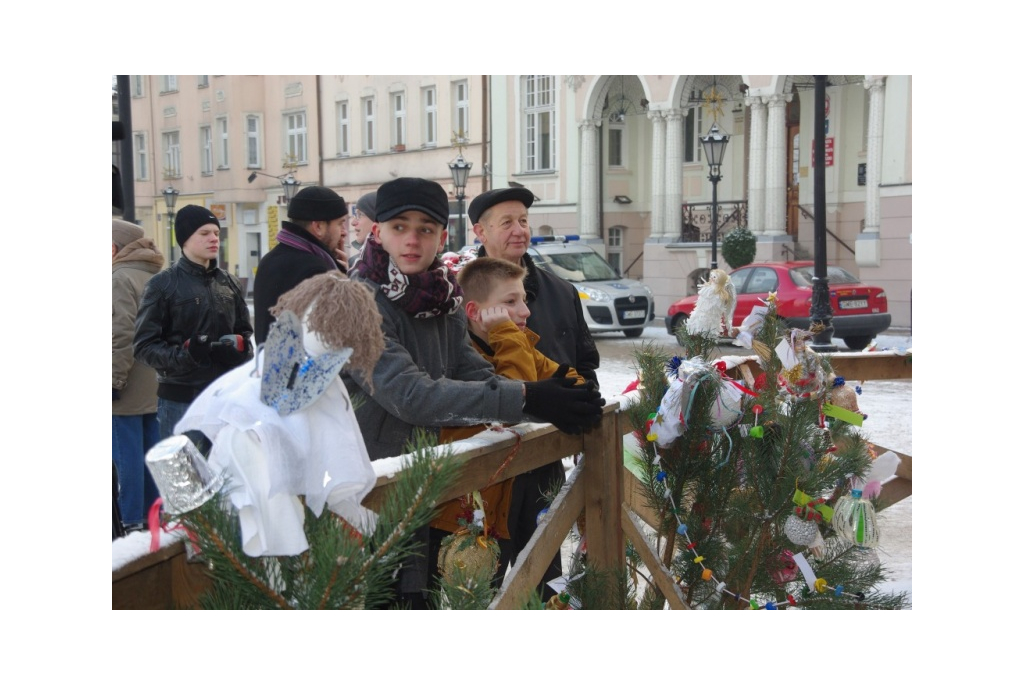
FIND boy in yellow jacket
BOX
[432,256,583,600]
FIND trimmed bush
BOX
[722,227,756,268]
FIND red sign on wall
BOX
[810,137,834,167]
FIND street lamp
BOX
[162,185,179,262]
[448,153,472,251]
[700,123,729,270]
[281,173,301,204]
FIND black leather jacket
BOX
[133,256,253,402]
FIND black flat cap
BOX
[468,187,535,225]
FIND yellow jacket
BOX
[432,321,582,538]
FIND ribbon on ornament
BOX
[792,488,834,524]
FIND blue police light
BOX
[530,234,581,244]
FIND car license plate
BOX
[622,310,646,320]
[839,299,867,310]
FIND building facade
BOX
[122,75,911,328]
[490,75,912,329]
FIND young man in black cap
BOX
[348,190,376,267]
[343,177,605,607]
[466,186,601,599]
[134,205,254,439]
[252,186,350,345]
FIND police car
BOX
[526,236,655,338]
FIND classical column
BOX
[863,77,886,234]
[649,110,666,238]
[856,76,886,267]
[664,109,684,242]
[764,93,791,236]
[746,96,767,235]
[579,118,602,240]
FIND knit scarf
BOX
[276,222,339,271]
[354,233,462,318]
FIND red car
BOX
[665,261,891,351]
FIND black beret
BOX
[468,187,534,225]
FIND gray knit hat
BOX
[355,191,377,221]
[112,219,144,250]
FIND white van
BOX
[527,236,654,338]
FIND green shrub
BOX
[722,227,756,268]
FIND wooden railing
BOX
[113,351,912,610]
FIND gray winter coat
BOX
[342,280,526,461]
[113,239,164,415]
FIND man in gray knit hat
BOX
[349,191,376,267]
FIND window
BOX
[216,116,229,168]
[199,126,213,175]
[246,115,261,168]
[133,132,148,180]
[523,75,556,172]
[162,131,181,178]
[391,92,406,149]
[131,76,144,98]
[197,75,209,88]
[336,100,350,156]
[285,111,307,163]
[362,97,376,153]
[423,86,437,146]
[685,106,703,163]
[452,80,469,139]
[607,227,623,275]
[160,76,177,93]
[608,124,625,167]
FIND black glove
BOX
[210,334,249,367]
[524,366,606,435]
[185,334,212,364]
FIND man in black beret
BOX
[133,205,254,439]
[252,186,350,345]
[467,186,602,601]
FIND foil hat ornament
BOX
[145,434,225,515]
[259,309,353,416]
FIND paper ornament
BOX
[832,489,879,548]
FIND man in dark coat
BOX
[252,186,350,345]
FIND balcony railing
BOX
[677,201,747,242]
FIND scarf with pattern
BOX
[354,233,462,318]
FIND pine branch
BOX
[192,511,292,610]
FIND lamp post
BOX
[281,173,301,205]
[448,153,472,251]
[808,75,837,352]
[700,123,729,270]
[162,185,179,262]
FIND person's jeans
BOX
[112,414,161,527]
[157,398,192,440]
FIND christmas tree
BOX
[569,295,908,609]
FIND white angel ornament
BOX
[686,268,736,337]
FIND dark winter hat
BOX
[174,205,220,247]
[375,177,449,226]
[355,191,377,221]
[288,186,348,222]
[468,187,534,225]
[112,218,144,250]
